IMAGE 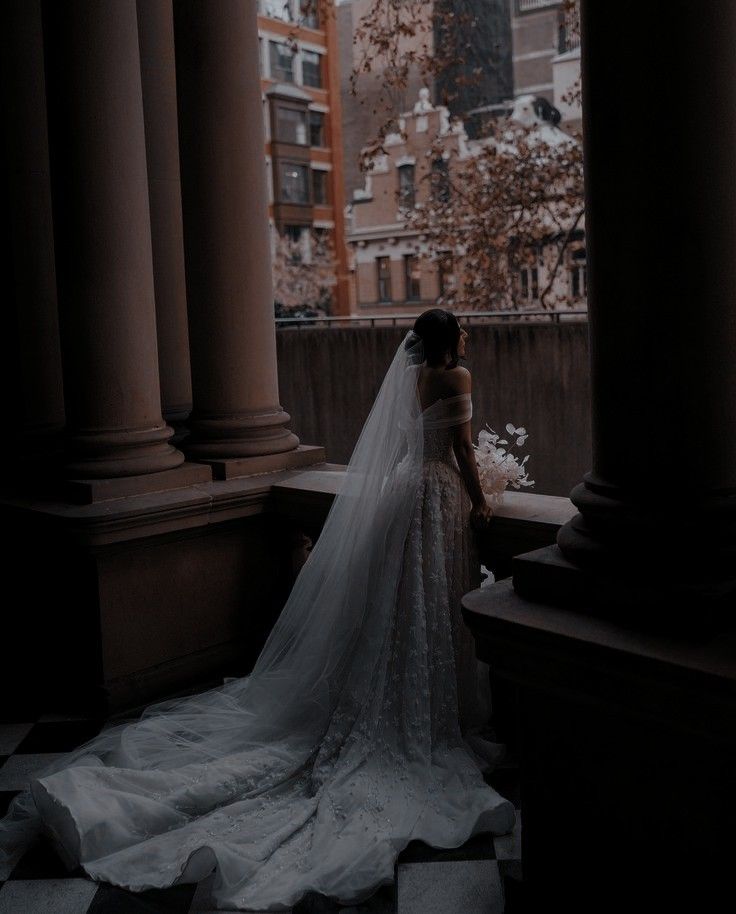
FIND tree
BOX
[347,0,585,310]
[272,229,336,315]
[406,107,585,310]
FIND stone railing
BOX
[269,464,577,575]
[3,456,574,714]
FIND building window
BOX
[431,157,451,203]
[312,169,328,204]
[438,253,454,298]
[404,254,421,301]
[519,265,539,303]
[261,0,292,21]
[279,162,310,203]
[269,41,294,82]
[276,106,307,144]
[299,0,320,28]
[302,50,323,88]
[377,257,392,302]
[309,110,326,147]
[398,164,416,210]
[570,248,587,299]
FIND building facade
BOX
[258,0,351,313]
[347,92,462,316]
[338,0,582,316]
[337,0,514,205]
[346,89,586,315]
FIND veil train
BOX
[0,330,514,910]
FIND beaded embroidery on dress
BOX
[0,331,514,911]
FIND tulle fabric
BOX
[0,331,514,910]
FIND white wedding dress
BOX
[0,331,514,911]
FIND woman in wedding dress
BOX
[0,308,515,911]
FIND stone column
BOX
[519,0,736,622]
[462,8,736,908]
[0,0,65,477]
[174,0,318,479]
[136,0,192,436]
[42,0,186,482]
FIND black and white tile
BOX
[0,716,522,914]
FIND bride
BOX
[0,308,515,911]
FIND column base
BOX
[184,410,301,462]
[462,578,736,912]
[65,461,213,504]
[196,444,326,480]
[64,424,185,478]
[512,543,733,635]
[0,484,297,716]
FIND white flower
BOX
[474,419,535,503]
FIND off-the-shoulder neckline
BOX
[416,391,471,414]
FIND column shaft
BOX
[0,0,65,474]
[42,0,184,478]
[173,0,300,464]
[554,0,736,606]
[136,0,193,431]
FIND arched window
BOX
[431,157,450,203]
[438,252,454,299]
[404,254,421,301]
[398,164,416,209]
[377,257,392,302]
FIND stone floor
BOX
[0,707,522,914]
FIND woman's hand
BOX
[469,500,493,531]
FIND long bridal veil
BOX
[0,330,433,873]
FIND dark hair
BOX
[408,309,462,368]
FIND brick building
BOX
[347,91,463,316]
[347,88,585,315]
[258,0,351,313]
[338,0,582,316]
[337,0,514,203]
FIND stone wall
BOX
[276,321,591,497]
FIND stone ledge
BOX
[461,579,736,910]
[64,461,213,504]
[0,466,573,551]
[462,577,736,738]
[196,444,327,481]
[476,493,577,571]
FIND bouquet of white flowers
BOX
[473,422,535,509]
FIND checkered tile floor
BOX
[0,711,522,913]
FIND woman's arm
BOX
[449,370,493,525]
[452,418,488,510]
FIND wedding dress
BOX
[0,330,515,911]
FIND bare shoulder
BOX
[444,365,471,396]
